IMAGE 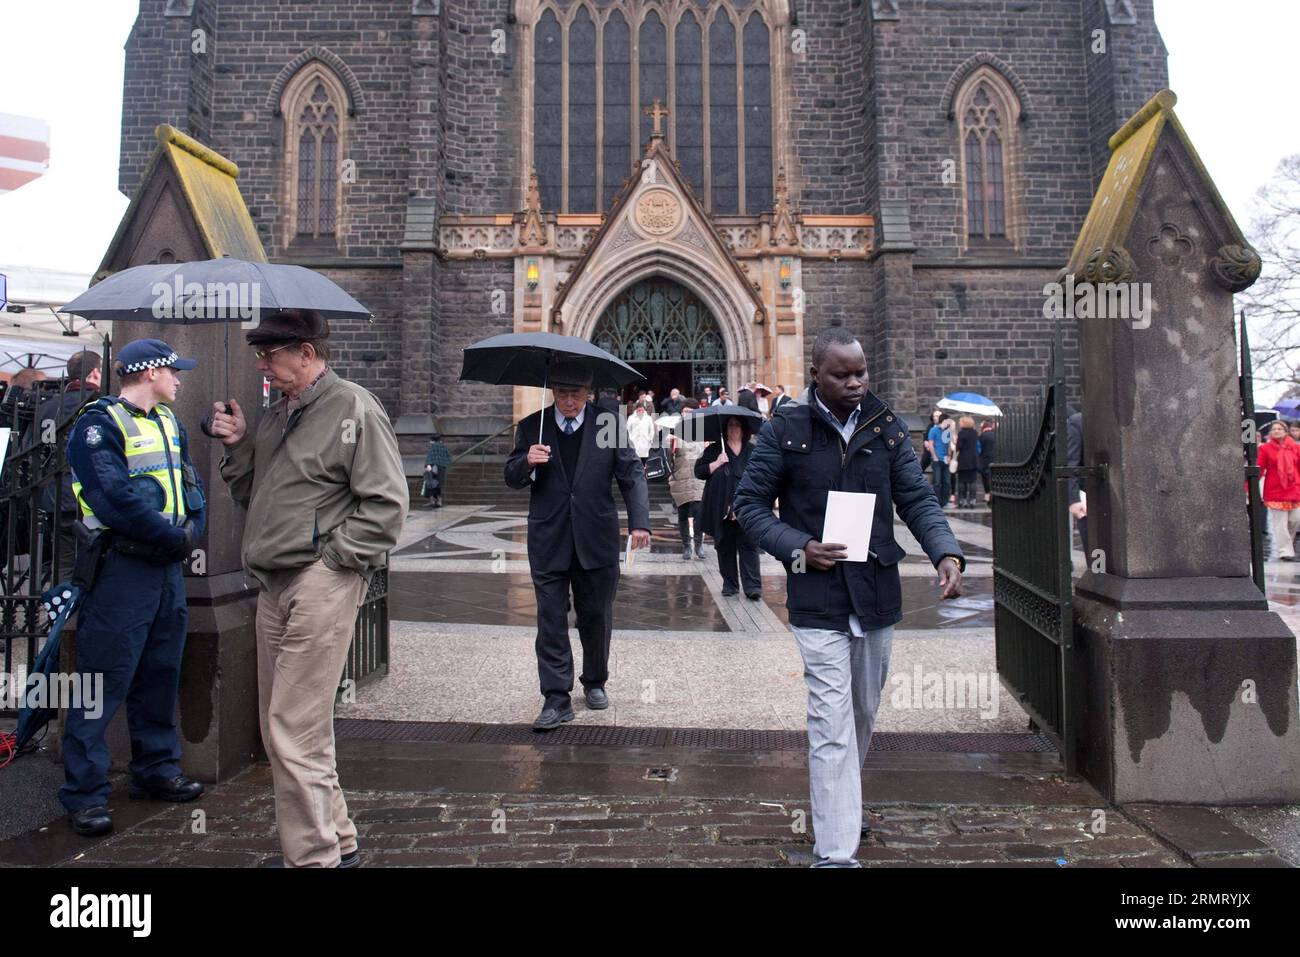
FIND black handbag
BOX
[643,445,674,482]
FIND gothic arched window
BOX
[525,1,785,216]
[281,65,349,247]
[954,69,1022,248]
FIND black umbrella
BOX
[460,331,645,450]
[59,256,373,412]
[676,404,764,444]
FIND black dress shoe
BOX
[68,806,113,837]
[129,773,204,802]
[721,584,739,597]
[584,687,609,710]
[694,543,706,559]
[682,546,693,561]
[532,703,575,731]
[745,592,761,601]
[261,848,361,868]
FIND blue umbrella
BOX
[5,583,84,760]
[937,391,1002,417]
[1272,399,1300,420]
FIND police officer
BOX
[61,339,207,837]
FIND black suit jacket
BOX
[505,402,652,572]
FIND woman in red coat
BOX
[1257,420,1300,560]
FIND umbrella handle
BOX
[530,361,548,482]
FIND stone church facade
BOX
[119,0,1168,439]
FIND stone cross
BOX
[644,99,669,138]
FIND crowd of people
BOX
[922,410,998,510]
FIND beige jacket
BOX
[668,436,707,506]
[219,369,408,589]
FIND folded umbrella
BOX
[0,583,83,766]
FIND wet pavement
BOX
[1,729,1291,868]
[4,497,1298,867]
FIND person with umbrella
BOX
[504,359,651,730]
[208,309,408,867]
[60,339,208,837]
[694,409,764,598]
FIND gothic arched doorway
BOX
[591,278,727,403]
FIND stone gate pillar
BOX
[1067,91,1300,803]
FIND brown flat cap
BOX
[245,309,331,345]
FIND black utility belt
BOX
[108,531,181,565]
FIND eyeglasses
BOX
[254,343,295,361]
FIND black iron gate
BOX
[989,343,1082,773]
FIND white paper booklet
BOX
[822,490,877,562]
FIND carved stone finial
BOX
[1210,243,1262,293]
[769,166,799,248]
[1081,245,1135,285]
[520,167,548,248]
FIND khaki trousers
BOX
[256,559,368,867]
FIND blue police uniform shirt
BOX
[65,397,206,547]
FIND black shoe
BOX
[584,687,609,710]
[861,820,872,839]
[682,546,693,561]
[532,703,575,731]
[745,592,761,601]
[721,584,739,597]
[68,806,112,837]
[694,544,705,559]
[261,848,361,868]
[129,773,204,802]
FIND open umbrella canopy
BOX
[937,391,1002,417]
[460,331,643,391]
[676,404,764,444]
[1272,398,1300,420]
[59,257,372,324]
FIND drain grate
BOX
[335,719,1056,754]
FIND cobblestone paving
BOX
[48,770,1187,869]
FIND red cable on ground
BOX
[0,731,16,769]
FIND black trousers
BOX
[716,518,762,594]
[957,470,978,503]
[677,501,702,547]
[531,553,620,708]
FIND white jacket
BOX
[627,411,656,458]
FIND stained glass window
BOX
[960,81,1015,242]
[291,81,343,241]
[530,3,776,215]
[709,15,739,214]
[568,7,597,212]
[534,9,563,211]
[602,10,632,207]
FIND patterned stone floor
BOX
[339,504,1020,731]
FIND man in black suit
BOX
[505,361,652,730]
[769,385,795,416]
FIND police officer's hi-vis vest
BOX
[71,399,187,531]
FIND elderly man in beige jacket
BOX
[209,309,408,868]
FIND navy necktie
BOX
[564,417,576,435]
